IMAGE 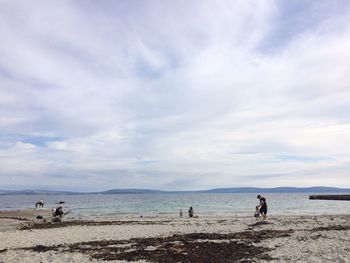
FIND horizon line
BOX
[1,186,350,193]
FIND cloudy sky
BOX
[1,0,350,191]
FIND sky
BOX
[0,0,350,191]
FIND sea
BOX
[1,193,350,219]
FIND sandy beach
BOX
[0,210,349,262]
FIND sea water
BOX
[1,193,350,219]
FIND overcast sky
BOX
[1,0,350,191]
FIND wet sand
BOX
[0,209,51,220]
[0,209,51,232]
[0,212,349,262]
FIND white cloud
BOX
[0,0,350,190]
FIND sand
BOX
[0,209,52,232]
[0,211,349,262]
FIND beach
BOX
[0,210,349,262]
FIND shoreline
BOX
[2,207,349,219]
[0,211,349,262]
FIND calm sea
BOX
[1,193,350,219]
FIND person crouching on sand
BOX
[257,195,268,220]
[52,206,64,217]
[188,206,194,218]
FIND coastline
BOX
[0,211,349,262]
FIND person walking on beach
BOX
[179,209,183,218]
[257,195,267,219]
[188,206,194,218]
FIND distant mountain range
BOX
[0,186,350,195]
[0,189,80,195]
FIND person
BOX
[188,206,194,218]
[35,200,44,208]
[254,205,260,219]
[179,209,183,218]
[257,195,268,219]
[52,206,64,217]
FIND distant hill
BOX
[97,189,165,194]
[197,186,350,193]
[0,189,81,195]
[0,186,349,195]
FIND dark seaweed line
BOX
[19,220,172,230]
[13,224,350,262]
[18,229,293,262]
